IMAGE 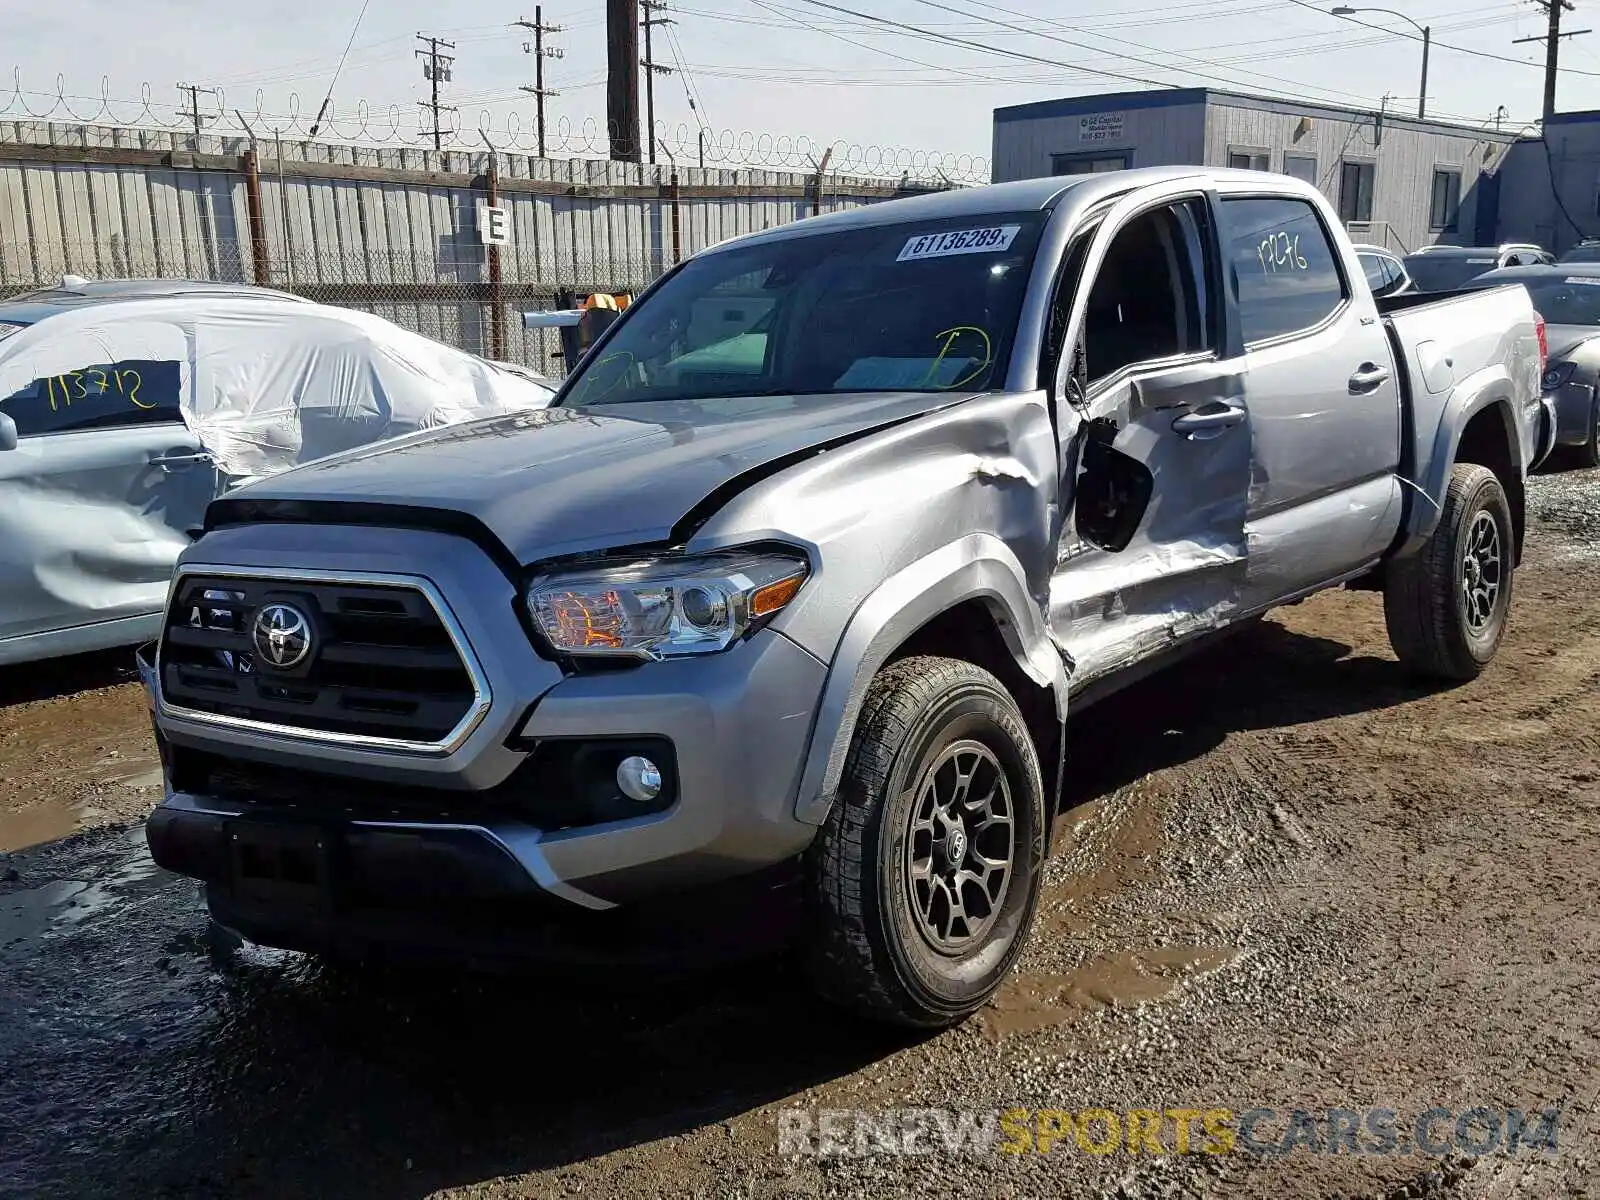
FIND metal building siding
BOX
[1497,122,1600,253]
[1204,100,1505,252]
[990,101,1208,182]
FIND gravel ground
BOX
[1,467,1597,1200]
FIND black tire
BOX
[1383,463,1515,681]
[802,655,1047,1028]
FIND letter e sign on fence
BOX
[479,204,512,246]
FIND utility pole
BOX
[607,0,642,162]
[415,33,458,151]
[176,83,219,140]
[516,10,564,158]
[1514,0,1588,120]
[641,0,675,165]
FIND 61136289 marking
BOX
[897,225,1021,262]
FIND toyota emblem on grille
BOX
[252,603,314,669]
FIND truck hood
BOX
[218,392,973,562]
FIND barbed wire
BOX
[0,71,990,184]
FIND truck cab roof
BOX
[698,166,1319,256]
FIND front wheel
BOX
[802,656,1047,1028]
[1383,463,1515,680]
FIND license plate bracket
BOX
[225,819,336,912]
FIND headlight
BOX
[526,549,810,660]
[1542,361,1579,391]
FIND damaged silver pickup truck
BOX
[140,167,1547,1027]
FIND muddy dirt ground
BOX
[2,468,1598,1200]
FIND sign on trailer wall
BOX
[1076,113,1126,145]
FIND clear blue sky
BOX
[7,0,1595,170]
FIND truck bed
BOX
[1378,282,1540,526]
[1375,285,1489,316]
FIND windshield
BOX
[559,212,1047,407]
[1485,275,1600,326]
[1403,253,1499,292]
[0,321,26,343]
[1560,244,1600,264]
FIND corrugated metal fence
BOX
[0,121,949,373]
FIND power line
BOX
[1513,0,1589,117]
[515,9,564,157]
[308,0,372,137]
[415,33,458,151]
[788,0,1181,88]
[786,0,1392,109]
[1286,0,1600,76]
[903,0,1447,109]
[746,0,1065,85]
[662,19,713,130]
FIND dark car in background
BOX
[1557,238,1600,264]
[1352,244,1414,298]
[1404,243,1555,293]
[1467,262,1600,466]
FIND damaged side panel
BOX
[0,423,216,661]
[1050,356,1253,690]
[703,389,1061,658]
[687,389,1065,822]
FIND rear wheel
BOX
[1383,463,1514,680]
[802,656,1047,1027]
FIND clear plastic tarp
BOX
[0,296,556,480]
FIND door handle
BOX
[1171,402,1246,438]
[1348,363,1391,393]
[148,451,214,470]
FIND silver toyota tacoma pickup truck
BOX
[139,168,1548,1027]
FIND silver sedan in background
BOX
[1468,262,1600,466]
[0,278,556,667]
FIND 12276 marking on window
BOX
[897,225,1021,262]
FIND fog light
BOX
[616,755,663,803]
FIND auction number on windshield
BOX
[43,367,152,411]
[1256,230,1308,273]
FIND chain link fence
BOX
[1,240,670,378]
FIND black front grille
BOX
[167,737,677,832]
[158,574,477,742]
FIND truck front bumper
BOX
[140,594,829,932]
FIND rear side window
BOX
[1221,197,1347,343]
[0,359,183,437]
[1359,253,1387,291]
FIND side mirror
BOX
[0,412,17,452]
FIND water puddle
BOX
[0,830,164,946]
[0,755,162,852]
[981,945,1238,1039]
[0,880,92,946]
